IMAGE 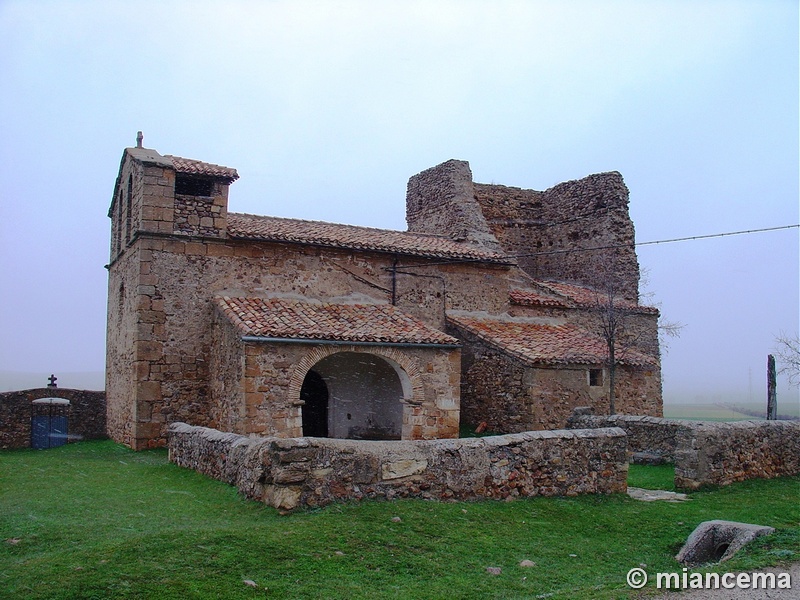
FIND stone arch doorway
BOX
[299,351,410,440]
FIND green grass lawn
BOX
[627,463,676,492]
[1,440,798,599]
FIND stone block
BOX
[134,361,151,379]
[234,245,260,258]
[139,274,159,287]
[136,381,162,402]
[162,240,186,254]
[206,244,234,257]
[140,206,161,221]
[136,323,154,340]
[381,458,428,480]
[264,485,301,511]
[136,296,152,311]
[135,340,163,361]
[244,389,261,405]
[185,242,207,256]
[145,194,175,208]
[135,421,163,439]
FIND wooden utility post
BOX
[767,354,777,420]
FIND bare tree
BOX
[588,266,682,415]
[774,331,800,387]
[591,285,626,415]
[639,267,684,356]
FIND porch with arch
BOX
[212,296,464,441]
[288,345,425,440]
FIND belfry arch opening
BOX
[300,351,408,440]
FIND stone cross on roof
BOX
[136,131,143,148]
[47,374,57,388]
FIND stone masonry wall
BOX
[107,148,656,451]
[406,160,502,252]
[0,388,106,449]
[208,309,245,433]
[567,412,689,462]
[167,422,628,511]
[105,242,141,448]
[674,420,800,491]
[474,172,641,303]
[568,411,800,490]
[172,179,228,237]
[453,324,661,434]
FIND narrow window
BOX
[117,282,125,324]
[589,369,603,387]
[125,174,133,242]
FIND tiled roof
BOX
[509,288,570,308]
[447,313,658,367]
[215,296,459,346]
[165,155,239,181]
[226,213,511,263]
[511,281,659,314]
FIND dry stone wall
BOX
[168,422,628,511]
[673,420,800,490]
[567,412,688,462]
[568,411,800,490]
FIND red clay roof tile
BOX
[165,155,239,181]
[509,288,571,308]
[511,281,659,314]
[215,296,459,346]
[447,313,658,367]
[226,213,511,263]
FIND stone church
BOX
[106,137,662,450]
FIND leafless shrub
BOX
[774,331,800,387]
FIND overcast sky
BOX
[1,1,797,407]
